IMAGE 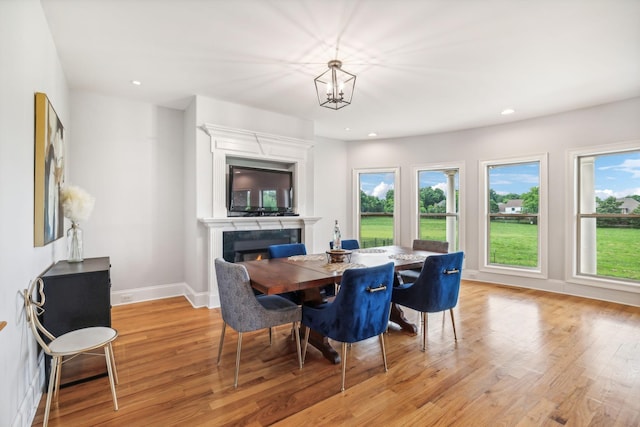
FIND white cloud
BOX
[432,182,447,193]
[372,181,393,199]
[595,187,640,199]
[599,158,640,179]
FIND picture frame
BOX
[34,92,65,247]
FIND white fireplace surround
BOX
[199,123,320,308]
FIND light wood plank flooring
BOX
[32,281,640,426]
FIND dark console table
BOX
[40,257,112,387]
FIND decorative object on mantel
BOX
[33,92,65,247]
[60,185,95,263]
[314,59,356,110]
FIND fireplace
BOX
[223,229,301,262]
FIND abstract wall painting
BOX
[34,92,65,247]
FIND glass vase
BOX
[67,222,84,262]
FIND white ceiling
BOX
[40,0,640,141]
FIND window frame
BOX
[352,167,400,246]
[479,153,548,279]
[567,140,640,291]
[411,162,464,252]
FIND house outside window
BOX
[571,144,640,285]
[480,154,548,278]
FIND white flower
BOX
[61,185,95,223]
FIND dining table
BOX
[237,245,436,364]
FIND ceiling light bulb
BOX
[368,132,377,137]
[131,80,142,86]
[501,108,515,115]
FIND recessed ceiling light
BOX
[344,127,351,131]
[501,108,515,115]
[368,132,377,137]
[131,80,142,86]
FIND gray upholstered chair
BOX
[397,239,449,285]
[214,258,302,388]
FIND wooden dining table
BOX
[237,245,435,364]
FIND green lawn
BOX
[360,216,640,281]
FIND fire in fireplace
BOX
[222,229,302,262]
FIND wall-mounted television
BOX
[228,165,294,216]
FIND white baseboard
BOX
[111,282,217,309]
[462,270,640,307]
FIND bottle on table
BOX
[333,220,341,250]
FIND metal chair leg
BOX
[379,334,388,372]
[293,322,302,370]
[234,332,243,388]
[269,327,273,345]
[449,308,458,340]
[302,326,310,364]
[104,345,119,410]
[108,342,119,384]
[341,342,348,392]
[54,358,62,401]
[44,356,59,427]
[217,322,226,365]
[421,312,428,351]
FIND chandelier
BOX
[314,59,356,110]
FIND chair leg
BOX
[421,312,428,352]
[104,345,119,411]
[234,332,243,388]
[108,342,119,385]
[302,326,310,364]
[449,308,458,341]
[269,327,273,346]
[53,357,62,401]
[379,334,388,372]
[44,356,59,427]
[293,322,302,370]
[217,322,226,365]
[341,342,348,392]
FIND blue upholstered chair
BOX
[397,239,450,285]
[267,243,308,301]
[267,243,307,258]
[302,262,395,391]
[329,239,360,250]
[392,252,464,351]
[214,258,302,388]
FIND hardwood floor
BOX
[33,281,640,426]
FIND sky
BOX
[359,150,640,200]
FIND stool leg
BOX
[104,345,119,411]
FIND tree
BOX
[360,190,384,212]
[521,187,539,214]
[419,187,445,211]
[383,189,395,213]
[597,196,623,213]
[596,196,623,227]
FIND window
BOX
[480,154,547,278]
[354,168,399,248]
[574,146,640,284]
[415,166,461,252]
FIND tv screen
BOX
[228,165,293,215]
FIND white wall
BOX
[346,97,640,305]
[68,92,185,301]
[0,1,69,426]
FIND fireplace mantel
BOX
[199,216,320,307]
[198,123,318,308]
